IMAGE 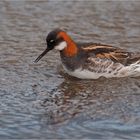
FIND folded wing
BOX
[82,44,140,66]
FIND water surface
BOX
[0,1,140,139]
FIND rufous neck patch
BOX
[58,31,78,57]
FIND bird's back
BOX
[77,43,140,79]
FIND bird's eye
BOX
[50,40,54,43]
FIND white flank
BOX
[65,68,102,79]
[55,41,67,51]
[62,61,140,79]
[62,65,104,79]
[126,61,140,77]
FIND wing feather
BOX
[82,44,140,65]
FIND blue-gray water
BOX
[0,1,140,139]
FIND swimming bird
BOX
[35,29,140,79]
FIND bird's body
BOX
[35,29,140,79]
[60,43,140,79]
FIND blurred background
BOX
[0,1,140,139]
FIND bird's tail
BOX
[129,61,140,77]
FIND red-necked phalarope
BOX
[35,29,140,79]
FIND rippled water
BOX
[0,1,140,139]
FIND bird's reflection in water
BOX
[40,73,140,125]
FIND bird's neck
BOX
[63,40,78,57]
[58,32,78,57]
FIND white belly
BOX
[63,66,112,79]
[62,62,140,79]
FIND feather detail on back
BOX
[82,44,140,66]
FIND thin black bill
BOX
[34,48,50,63]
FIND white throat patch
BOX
[55,41,67,51]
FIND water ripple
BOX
[0,0,140,139]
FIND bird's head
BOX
[35,29,78,63]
